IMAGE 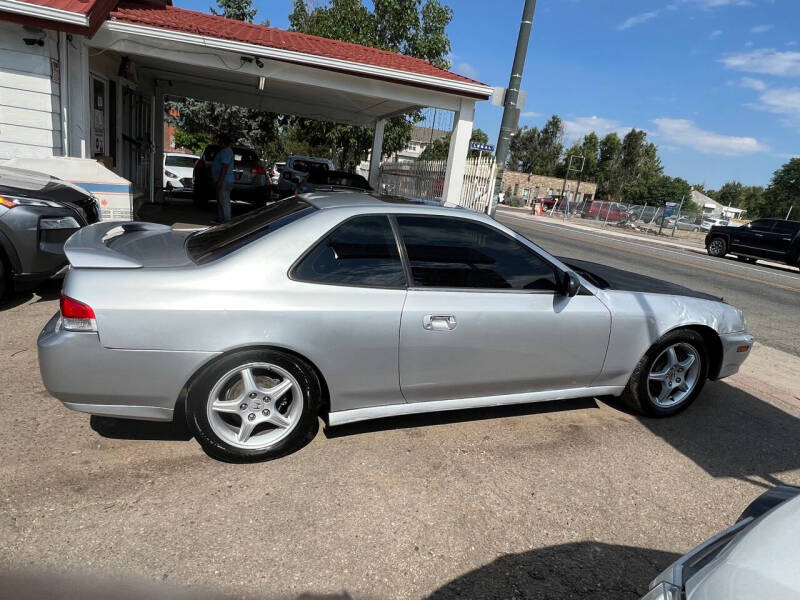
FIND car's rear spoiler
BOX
[64,222,172,269]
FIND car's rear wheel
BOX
[621,329,708,417]
[707,236,727,257]
[186,349,320,461]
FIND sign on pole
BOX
[470,142,496,152]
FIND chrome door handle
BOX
[423,315,457,331]
[754,233,764,237]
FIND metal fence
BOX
[378,156,496,213]
[529,197,710,242]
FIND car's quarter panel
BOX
[37,313,217,420]
[399,290,612,402]
[62,209,408,412]
[594,290,748,387]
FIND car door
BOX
[768,221,800,259]
[731,219,775,258]
[395,214,612,404]
[290,214,408,410]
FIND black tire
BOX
[707,236,727,257]
[186,348,320,462]
[620,329,709,417]
[0,254,9,301]
[193,187,210,208]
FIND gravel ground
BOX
[2,283,800,599]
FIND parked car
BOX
[296,170,372,194]
[38,192,752,461]
[581,201,629,222]
[162,152,199,193]
[706,218,800,267]
[662,216,702,232]
[276,155,335,198]
[701,217,728,232]
[641,485,800,599]
[0,165,99,300]
[192,145,270,207]
[270,162,285,187]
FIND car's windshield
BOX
[165,155,198,168]
[186,198,316,264]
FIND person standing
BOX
[211,133,234,222]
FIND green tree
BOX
[596,133,623,200]
[762,158,800,219]
[507,115,564,176]
[617,129,662,204]
[210,0,256,22]
[286,0,454,168]
[172,129,213,154]
[418,128,489,161]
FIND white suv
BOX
[277,156,334,198]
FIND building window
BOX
[522,188,531,202]
[514,183,519,196]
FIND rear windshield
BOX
[201,146,258,164]
[186,198,316,264]
[293,160,330,174]
[165,155,198,168]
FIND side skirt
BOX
[328,386,625,426]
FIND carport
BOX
[67,1,493,207]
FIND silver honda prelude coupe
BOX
[38,193,753,461]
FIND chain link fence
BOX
[525,197,716,243]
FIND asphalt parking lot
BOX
[2,280,800,599]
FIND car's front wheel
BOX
[621,329,708,417]
[186,349,320,461]
[707,236,727,257]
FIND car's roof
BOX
[301,191,458,211]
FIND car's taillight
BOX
[196,159,206,169]
[251,165,266,176]
[60,293,97,332]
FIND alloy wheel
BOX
[647,343,701,408]
[206,362,302,449]
[708,238,725,256]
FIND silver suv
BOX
[277,155,334,198]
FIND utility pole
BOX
[490,0,537,217]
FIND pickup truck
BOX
[705,218,800,267]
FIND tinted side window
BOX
[396,216,558,291]
[750,220,774,232]
[293,215,405,288]
[772,221,799,235]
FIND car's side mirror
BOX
[560,271,581,297]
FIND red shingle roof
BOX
[108,3,488,91]
[18,0,95,14]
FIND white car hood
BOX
[687,496,800,599]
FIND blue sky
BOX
[175,0,800,189]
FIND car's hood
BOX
[558,257,722,302]
[0,165,93,205]
[687,495,800,599]
[166,166,195,178]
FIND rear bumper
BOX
[715,330,754,379]
[37,313,219,422]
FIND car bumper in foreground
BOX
[37,313,218,421]
[715,330,754,379]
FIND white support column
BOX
[368,118,386,191]
[442,98,475,206]
[65,35,90,157]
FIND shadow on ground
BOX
[609,380,800,488]
[0,279,61,311]
[428,541,679,600]
[137,195,265,228]
[90,415,193,442]
[324,397,598,439]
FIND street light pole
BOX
[489,0,537,217]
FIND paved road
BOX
[498,212,800,357]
